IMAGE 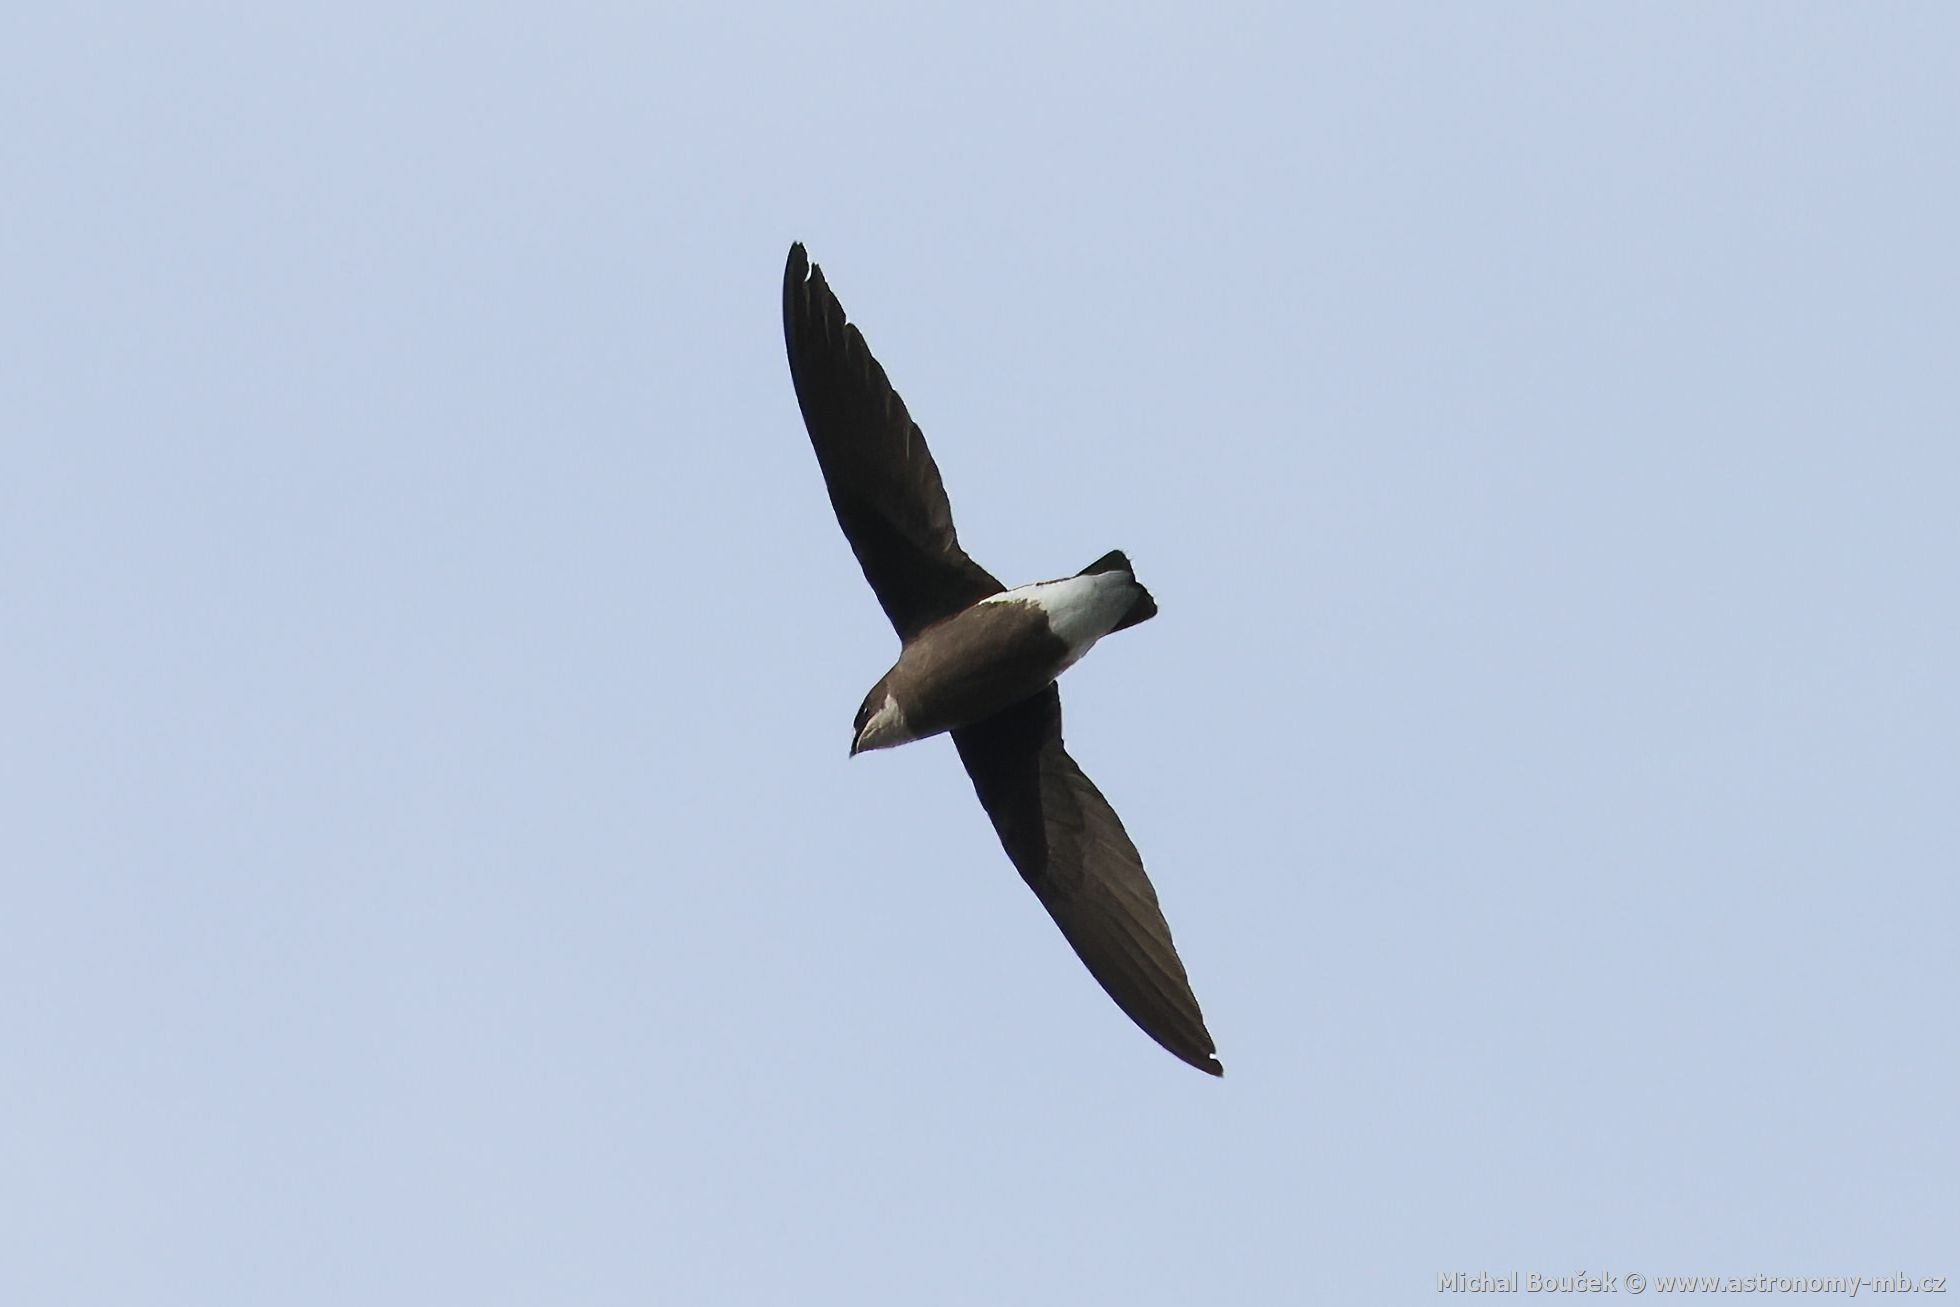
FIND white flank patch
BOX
[981,572,1137,672]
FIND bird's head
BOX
[850,684,913,757]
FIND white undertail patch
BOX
[981,572,1139,673]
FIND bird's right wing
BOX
[783,244,1003,640]
[952,686,1223,1076]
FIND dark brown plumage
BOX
[953,687,1221,1075]
[782,244,1002,640]
[783,243,1222,1076]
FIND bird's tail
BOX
[1077,550,1158,632]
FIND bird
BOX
[782,243,1222,1076]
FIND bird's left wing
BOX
[783,243,1003,640]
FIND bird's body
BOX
[782,243,1222,1076]
[852,558,1155,755]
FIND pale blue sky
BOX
[4,4,1955,1303]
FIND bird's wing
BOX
[952,686,1223,1075]
[783,243,1004,640]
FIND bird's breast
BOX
[885,597,1073,740]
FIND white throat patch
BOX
[854,691,915,754]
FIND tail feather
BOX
[1077,549,1133,577]
[1079,549,1157,632]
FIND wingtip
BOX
[1174,1043,1225,1077]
